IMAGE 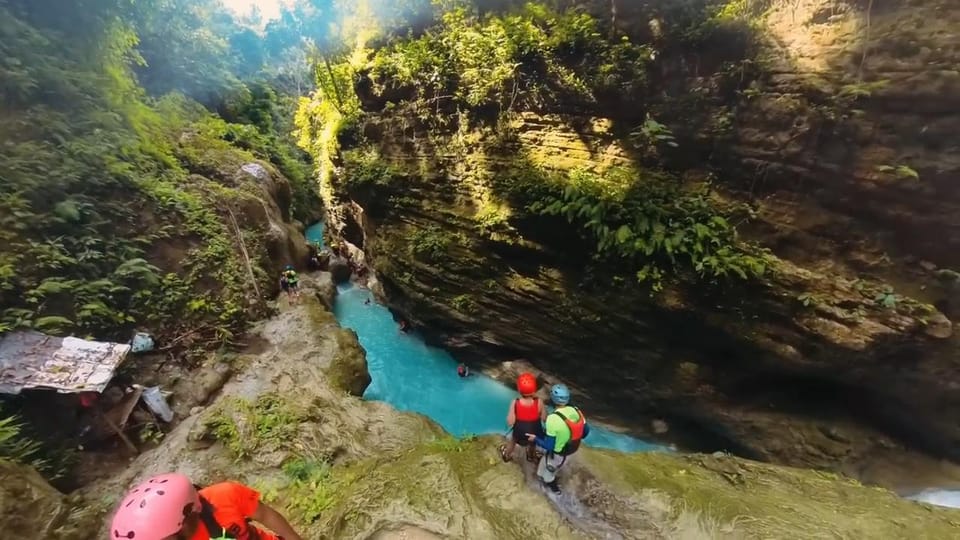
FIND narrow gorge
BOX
[315,0,960,492]
[3,0,960,538]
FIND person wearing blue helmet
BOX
[280,264,300,303]
[526,383,590,494]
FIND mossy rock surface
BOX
[79,295,960,540]
[583,449,960,539]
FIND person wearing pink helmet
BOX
[109,472,303,540]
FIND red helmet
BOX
[516,372,537,396]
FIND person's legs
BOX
[536,453,565,492]
[500,431,520,462]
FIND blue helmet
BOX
[550,384,571,405]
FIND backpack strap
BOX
[198,495,236,539]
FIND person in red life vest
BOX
[499,372,547,463]
[109,472,304,540]
[526,383,590,494]
[456,363,469,378]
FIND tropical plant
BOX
[531,167,768,290]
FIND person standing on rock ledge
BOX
[501,372,545,463]
[109,472,304,540]
[281,265,300,303]
[527,384,590,494]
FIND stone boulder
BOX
[328,328,372,396]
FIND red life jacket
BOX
[552,407,585,455]
[514,398,541,422]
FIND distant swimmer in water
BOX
[398,319,409,333]
[457,364,470,378]
[364,298,371,305]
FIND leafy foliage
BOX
[207,394,302,461]
[409,226,458,262]
[875,164,920,181]
[529,167,768,290]
[368,4,654,113]
[0,415,46,471]
[341,148,398,190]
[0,2,313,343]
[281,458,336,523]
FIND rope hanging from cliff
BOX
[226,205,261,301]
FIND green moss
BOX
[205,393,306,461]
[585,450,960,538]
[300,436,575,539]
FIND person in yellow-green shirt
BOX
[526,383,590,494]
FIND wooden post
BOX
[96,408,139,455]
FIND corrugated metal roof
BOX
[0,331,131,395]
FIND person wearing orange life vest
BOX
[500,372,546,463]
[526,384,590,494]
[109,472,304,540]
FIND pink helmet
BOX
[109,473,200,540]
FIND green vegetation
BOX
[206,393,303,461]
[368,3,654,113]
[0,1,318,343]
[341,147,399,193]
[409,226,458,262]
[529,167,767,290]
[873,286,898,309]
[449,294,479,313]
[279,458,338,523]
[0,416,46,472]
[876,164,920,181]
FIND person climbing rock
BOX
[281,265,300,302]
[526,383,590,494]
[109,472,304,540]
[500,372,546,463]
[457,363,470,378]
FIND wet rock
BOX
[330,257,352,284]
[819,425,851,444]
[652,419,669,435]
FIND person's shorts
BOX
[281,282,289,292]
[289,281,299,289]
[513,420,543,446]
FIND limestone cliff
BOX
[323,0,960,487]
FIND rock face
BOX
[328,0,960,487]
[0,461,96,540]
[73,281,960,539]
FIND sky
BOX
[222,0,287,21]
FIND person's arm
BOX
[583,423,591,439]
[527,415,557,450]
[506,399,516,427]
[252,502,303,540]
[539,400,547,422]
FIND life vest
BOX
[552,407,585,456]
[514,398,541,422]
[197,495,261,540]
